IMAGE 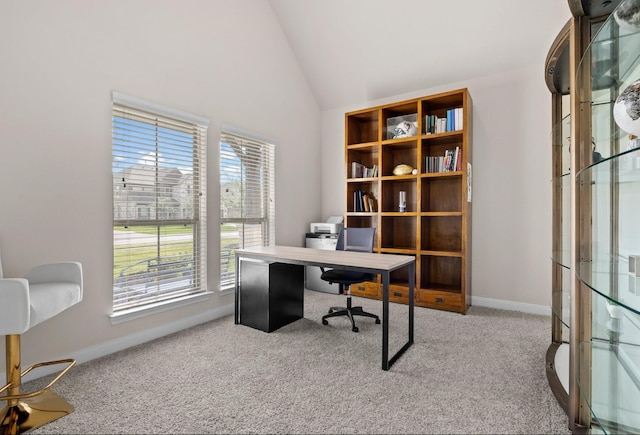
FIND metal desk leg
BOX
[234,254,240,325]
[382,271,390,370]
[383,261,415,371]
[409,261,414,344]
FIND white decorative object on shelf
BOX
[629,254,640,276]
[393,121,417,138]
[398,191,406,212]
[387,114,417,139]
[613,79,640,136]
[392,164,413,175]
[606,301,623,319]
[629,275,640,295]
[614,0,640,32]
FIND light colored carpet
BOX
[28,290,570,434]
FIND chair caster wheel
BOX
[375,318,381,324]
[352,326,359,333]
[322,319,328,325]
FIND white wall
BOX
[0,0,564,377]
[321,65,554,314]
[0,0,321,370]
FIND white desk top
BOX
[236,245,414,272]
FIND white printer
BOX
[305,216,343,293]
[309,221,343,235]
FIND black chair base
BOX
[321,296,380,332]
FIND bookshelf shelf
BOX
[344,88,472,313]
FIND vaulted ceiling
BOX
[269,0,572,110]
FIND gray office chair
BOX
[320,227,380,332]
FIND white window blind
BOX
[112,92,208,312]
[220,131,275,290]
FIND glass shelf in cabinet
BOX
[577,260,640,316]
[551,175,571,267]
[589,100,634,161]
[551,113,571,148]
[577,16,640,105]
[577,340,640,435]
[577,148,640,180]
[551,289,570,328]
[551,252,571,269]
[590,291,640,344]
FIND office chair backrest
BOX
[336,227,375,253]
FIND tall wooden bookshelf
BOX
[345,88,472,314]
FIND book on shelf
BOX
[367,194,376,212]
[424,147,462,173]
[353,189,376,212]
[424,107,463,134]
[351,161,378,178]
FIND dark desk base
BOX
[237,260,304,332]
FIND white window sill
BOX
[218,284,235,296]
[109,291,213,325]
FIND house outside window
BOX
[219,130,275,290]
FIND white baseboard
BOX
[472,295,551,316]
[3,303,235,384]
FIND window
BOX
[112,92,208,313]
[220,130,275,290]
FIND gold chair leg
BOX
[1,335,75,434]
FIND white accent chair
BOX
[0,250,82,434]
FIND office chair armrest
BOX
[25,262,83,289]
[0,278,31,334]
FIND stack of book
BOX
[424,107,463,134]
[353,189,377,212]
[424,147,461,173]
[351,162,379,178]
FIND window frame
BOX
[110,92,210,322]
[219,128,276,291]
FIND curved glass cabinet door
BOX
[575,1,640,432]
[551,113,572,329]
[551,114,572,267]
[547,14,572,410]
